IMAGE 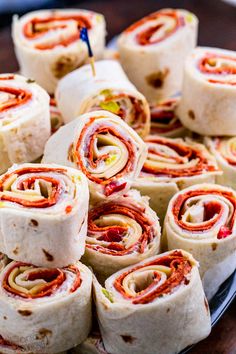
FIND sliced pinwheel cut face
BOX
[105,250,194,305]
[139,136,219,180]
[16,9,103,51]
[0,163,86,214]
[72,111,147,197]
[87,89,147,137]
[190,47,236,86]
[50,95,64,134]
[121,9,196,47]
[207,137,236,166]
[150,96,184,136]
[0,74,47,127]
[86,190,159,256]
[1,261,82,300]
[169,184,236,240]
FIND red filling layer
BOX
[0,167,66,208]
[23,15,92,50]
[87,200,154,255]
[0,86,32,114]
[74,117,135,194]
[172,189,236,239]
[114,250,191,304]
[125,10,185,46]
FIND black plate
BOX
[181,270,236,353]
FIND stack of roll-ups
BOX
[0,162,93,353]
[0,4,234,354]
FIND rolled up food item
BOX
[0,335,67,354]
[56,60,150,138]
[82,189,161,282]
[50,96,64,134]
[0,260,92,353]
[177,47,236,135]
[94,249,211,354]
[205,136,236,189]
[0,163,89,267]
[164,184,236,299]
[150,95,187,137]
[12,9,106,94]
[0,74,50,174]
[71,331,108,354]
[118,9,198,103]
[43,110,147,201]
[133,136,220,223]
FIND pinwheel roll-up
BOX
[133,136,220,223]
[177,47,236,135]
[94,250,211,354]
[43,110,147,201]
[205,137,236,190]
[72,332,108,354]
[50,96,64,134]
[82,190,161,282]
[12,9,106,94]
[56,60,150,138]
[118,9,198,103]
[150,95,187,137]
[0,261,92,353]
[0,74,50,174]
[0,163,89,267]
[0,336,67,354]
[164,184,236,300]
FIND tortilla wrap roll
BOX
[177,47,236,135]
[82,189,161,283]
[0,74,50,174]
[56,60,150,138]
[94,249,211,354]
[0,261,92,353]
[12,9,106,94]
[43,110,147,201]
[164,183,236,300]
[0,163,89,267]
[118,9,198,103]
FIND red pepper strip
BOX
[86,201,155,255]
[172,189,236,238]
[67,265,82,293]
[142,136,218,177]
[2,262,66,299]
[0,336,24,350]
[124,10,185,45]
[0,75,14,80]
[105,181,127,196]
[50,95,57,107]
[114,250,191,304]
[74,117,135,185]
[218,226,232,239]
[208,79,236,86]
[23,15,92,49]
[198,54,236,75]
[0,87,32,114]
[0,167,66,208]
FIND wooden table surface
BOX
[0,0,235,353]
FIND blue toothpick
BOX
[80,27,96,76]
